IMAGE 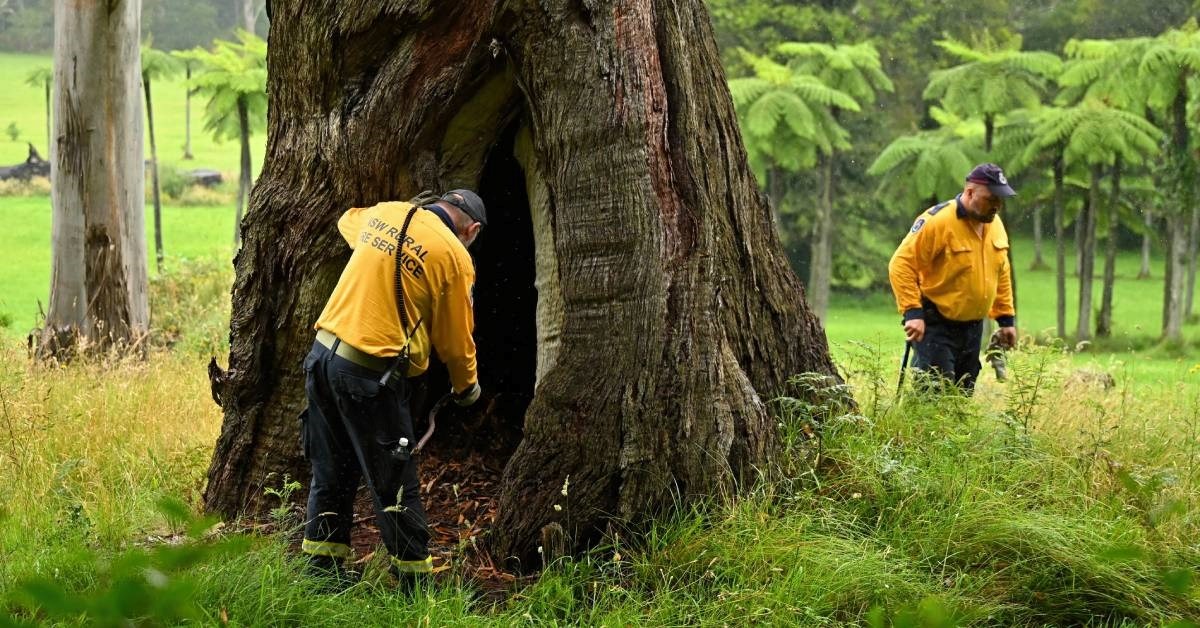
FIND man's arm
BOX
[888,216,936,341]
[431,258,479,396]
[991,246,1017,347]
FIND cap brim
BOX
[989,183,1017,198]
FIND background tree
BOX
[202,0,839,564]
[22,65,50,154]
[142,43,183,273]
[1133,21,1200,342]
[176,30,266,247]
[728,47,859,320]
[923,31,1062,153]
[775,41,893,321]
[39,0,147,356]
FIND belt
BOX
[315,329,391,372]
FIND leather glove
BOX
[453,382,481,407]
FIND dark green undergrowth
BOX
[2,343,1198,626]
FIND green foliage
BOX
[173,30,267,144]
[2,121,16,142]
[867,123,980,212]
[21,65,50,92]
[924,30,1063,145]
[1021,100,1162,170]
[141,43,183,84]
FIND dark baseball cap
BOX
[965,163,1016,197]
[440,189,488,227]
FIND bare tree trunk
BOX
[1054,153,1066,339]
[145,75,164,273]
[234,97,251,248]
[1139,207,1153,279]
[1097,158,1120,338]
[40,0,147,356]
[808,153,833,322]
[1076,165,1100,342]
[183,63,194,160]
[1164,214,1188,342]
[202,0,838,566]
[241,0,259,34]
[1186,202,1198,318]
[1030,204,1047,270]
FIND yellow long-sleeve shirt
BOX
[315,201,478,393]
[888,196,1015,325]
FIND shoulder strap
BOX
[394,206,421,339]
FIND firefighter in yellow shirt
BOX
[888,164,1018,393]
[299,189,486,590]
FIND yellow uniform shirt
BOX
[315,201,479,393]
[888,196,1015,324]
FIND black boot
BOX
[305,554,360,593]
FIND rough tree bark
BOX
[233,97,251,248]
[202,0,838,566]
[39,0,147,356]
[1138,208,1153,279]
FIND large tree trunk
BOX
[1163,214,1189,342]
[1162,84,1190,341]
[43,80,50,157]
[40,0,147,356]
[145,75,164,273]
[808,152,834,322]
[1097,158,1120,338]
[241,0,259,34]
[1076,165,1100,342]
[1054,153,1066,339]
[202,0,838,566]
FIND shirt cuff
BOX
[995,315,1015,328]
[903,308,924,322]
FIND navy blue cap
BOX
[441,189,487,227]
[965,163,1016,197]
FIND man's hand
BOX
[903,319,926,343]
[453,382,481,407]
[996,326,1017,349]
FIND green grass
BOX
[0,52,264,175]
[1,340,1197,625]
[0,195,234,336]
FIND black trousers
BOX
[911,309,983,394]
[300,340,431,572]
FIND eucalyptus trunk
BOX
[1076,165,1101,342]
[1053,152,1066,339]
[202,0,838,566]
[39,0,147,356]
[1097,158,1120,338]
[808,152,834,322]
[1161,83,1190,341]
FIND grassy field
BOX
[0,52,263,175]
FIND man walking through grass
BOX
[299,190,486,591]
[888,163,1018,393]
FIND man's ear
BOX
[468,222,483,240]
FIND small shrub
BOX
[0,311,12,329]
[177,183,235,206]
[5,122,20,142]
[158,164,190,200]
[0,176,50,197]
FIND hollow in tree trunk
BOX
[39,0,147,357]
[1097,158,1120,338]
[201,0,838,567]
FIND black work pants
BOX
[912,313,983,394]
[300,340,430,571]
